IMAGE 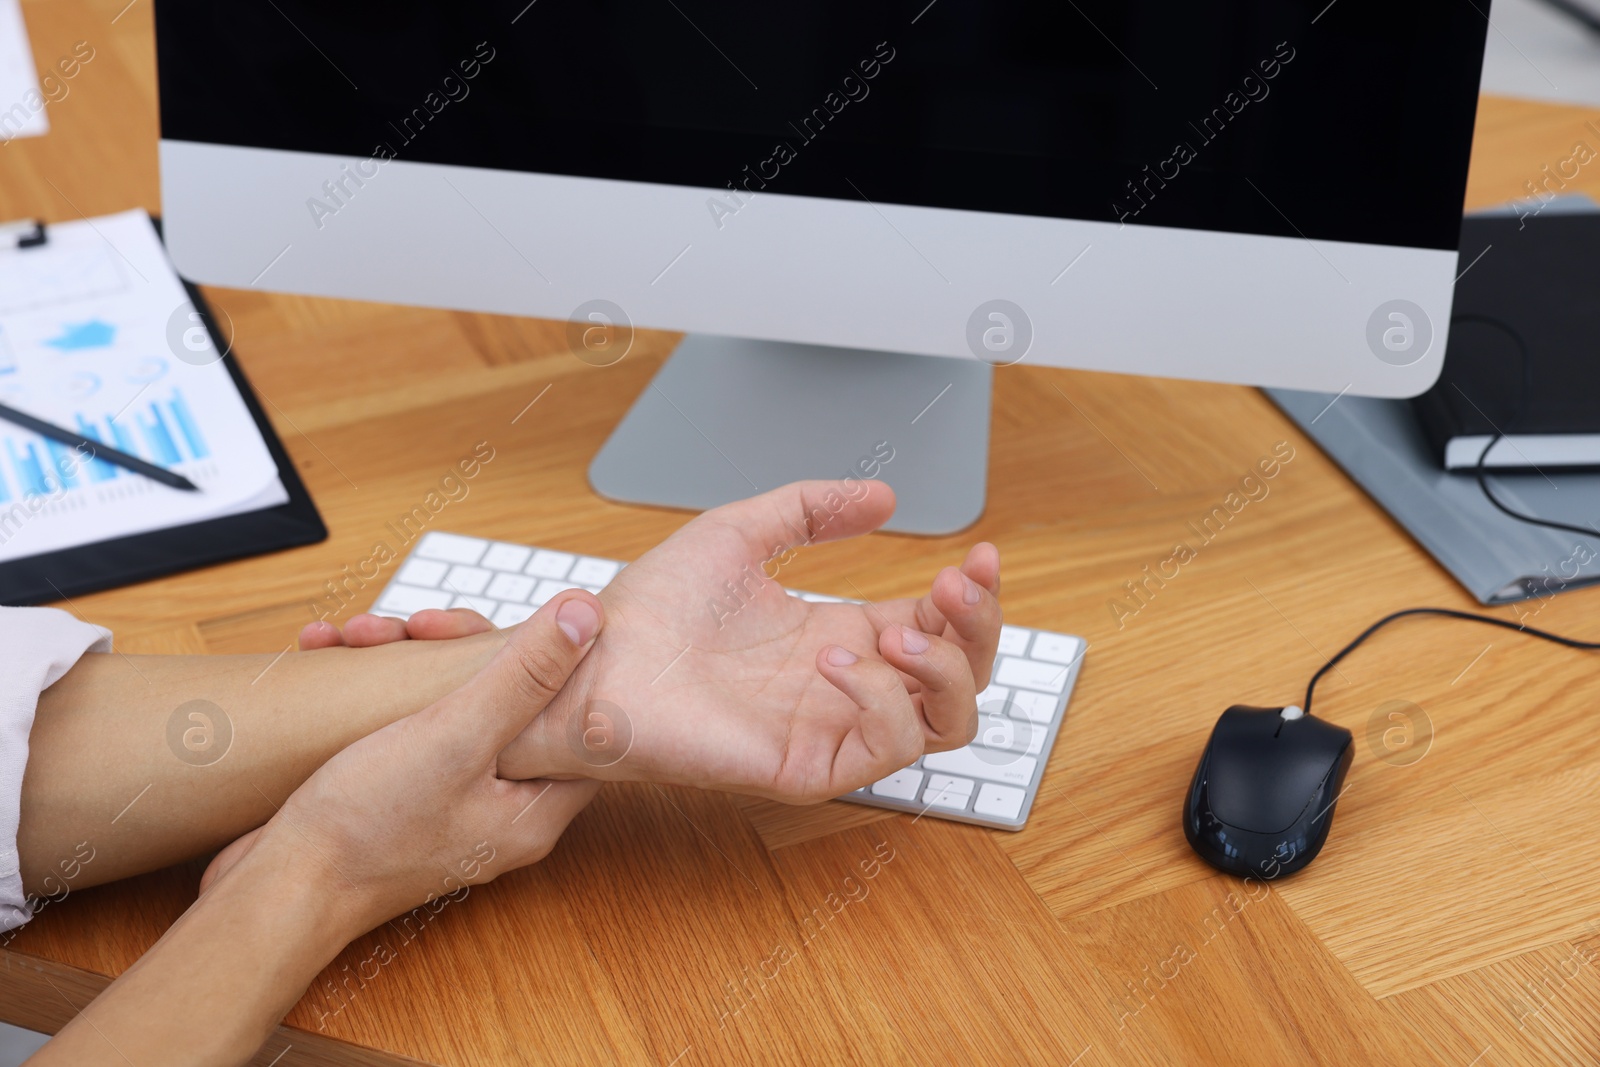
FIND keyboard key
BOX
[973,783,1026,820]
[923,746,1038,788]
[481,543,532,572]
[395,558,449,588]
[414,532,487,565]
[997,626,1031,656]
[1010,690,1059,725]
[491,601,539,628]
[485,573,536,603]
[443,565,492,596]
[870,768,922,800]
[531,579,581,605]
[375,584,454,617]
[569,557,621,586]
[926,773,974,797]
[922,785,971,810]
[995,657,1069,694]
[976,683,1011,713]
[975,713,1043,755]
[525,550,576,580]
[1031,633,1083,665]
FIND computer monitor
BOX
[154,1,1489,533]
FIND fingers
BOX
[403,608,495,641]
[870,545,1003,687]
[877,624,979,750]
[926,551,1004,690]
[434,591,603,752]
[299,609,495,651]
[908,542,1001,628]
[702,479,897,565]
[340,613,411,647]
[814,644,923,794]
[345,610,494,647]
[961,541,1001,597]
[298,621,345,650]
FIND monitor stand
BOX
[589,334,991,535]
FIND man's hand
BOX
[204,591,603,925]
[22,609,510,897]
[32,592,606,1067]
[501,479,1001,802]
[190,607,507,893]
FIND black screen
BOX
[155,1,1488,250]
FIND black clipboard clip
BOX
[0,218,47,249]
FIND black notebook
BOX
[1412,212,1600,471]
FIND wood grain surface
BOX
[5,3,1600,1063]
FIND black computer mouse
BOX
[1182,705,1353,879]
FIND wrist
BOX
[35,825,366,1065]
[267,630,504,755]
[363,629,504,715]
[224,824,375,948]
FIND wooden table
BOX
[5,4,1600,1063]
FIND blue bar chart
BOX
[0,389,207,501]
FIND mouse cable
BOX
[1303,607,1600,717]
[1475,435,1600,540]
[1448,316,1598,540]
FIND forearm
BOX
[30,832,362,1067]
[19,632,502,893]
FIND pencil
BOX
[0,401,200,492]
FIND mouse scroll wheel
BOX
[1279,705,1305,721]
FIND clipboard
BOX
[0,216,326,605]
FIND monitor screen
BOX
[157,0,1487,251]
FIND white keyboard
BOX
[372,532,1085,830]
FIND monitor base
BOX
[589,334,991,535]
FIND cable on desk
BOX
[1303,607,1600,717]
[1475,434,1600,539]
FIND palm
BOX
[600,521,917,798]
[508,481,1001,802]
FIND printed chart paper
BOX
[0,210,289,562]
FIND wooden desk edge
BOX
[1,946,433,1067]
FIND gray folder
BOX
[1267,388,1600,605]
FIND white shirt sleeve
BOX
[0,607,112,934]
